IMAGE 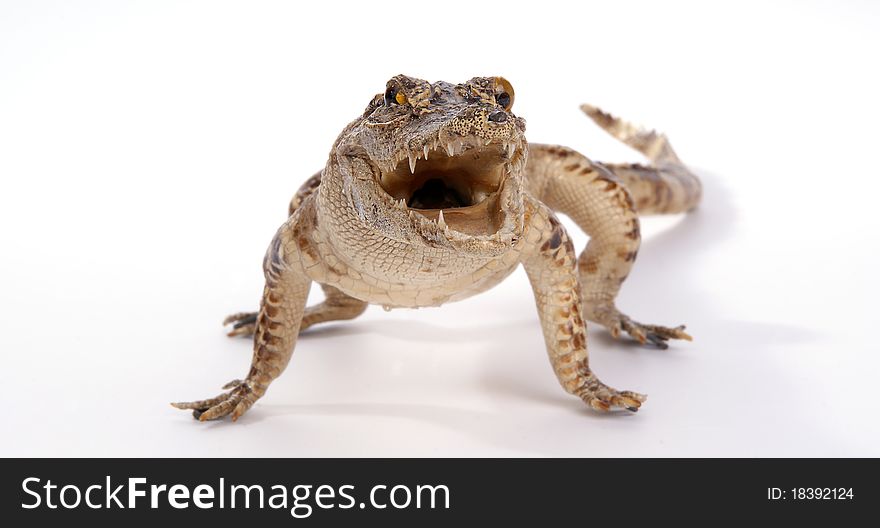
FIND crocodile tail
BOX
[580,104,702,215]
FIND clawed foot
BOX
[223,312,257,337]
[615,317,691,349]
[575,376,647,412]
[171,379,259,421]
[592,305,691,349]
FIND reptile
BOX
[172,75,701,421]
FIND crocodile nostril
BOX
[488,111,508,123]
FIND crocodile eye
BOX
[496,92,511,110]
[494,76,515,111]
[384,86,407,106]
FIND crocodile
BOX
[172,75,701,421]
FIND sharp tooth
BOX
[408,153,417,173]
[437,210,447,230]
[397,198,408,209]
[506,142,516,158]
[485,137,492,146]
[423,144,430,160]
[445,142,455,157]
[455,138,463,153]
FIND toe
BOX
[227,325,254,337]
[589,399,611,412]
[673,325,693,341]
[613,394,643,412]
[198,398,237,421]
[230,397,255,422]
[222,379,244,390]
[609,324,621,339]
[619,390,647,403]
[223,312,258,326]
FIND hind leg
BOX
[525,144,690,348]
[226,283,367,337]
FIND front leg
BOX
[172,212,312,421]
[520,199,645,412]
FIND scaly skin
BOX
[173,75,701,421]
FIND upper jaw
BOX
[374,131,521,178]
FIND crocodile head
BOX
[333,75,527,253]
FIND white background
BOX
[2,1,878,457]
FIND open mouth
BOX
[378,141,515,236]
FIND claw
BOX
[171,379,258,422]
[645,333,670,349]
[223,311,258,337]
